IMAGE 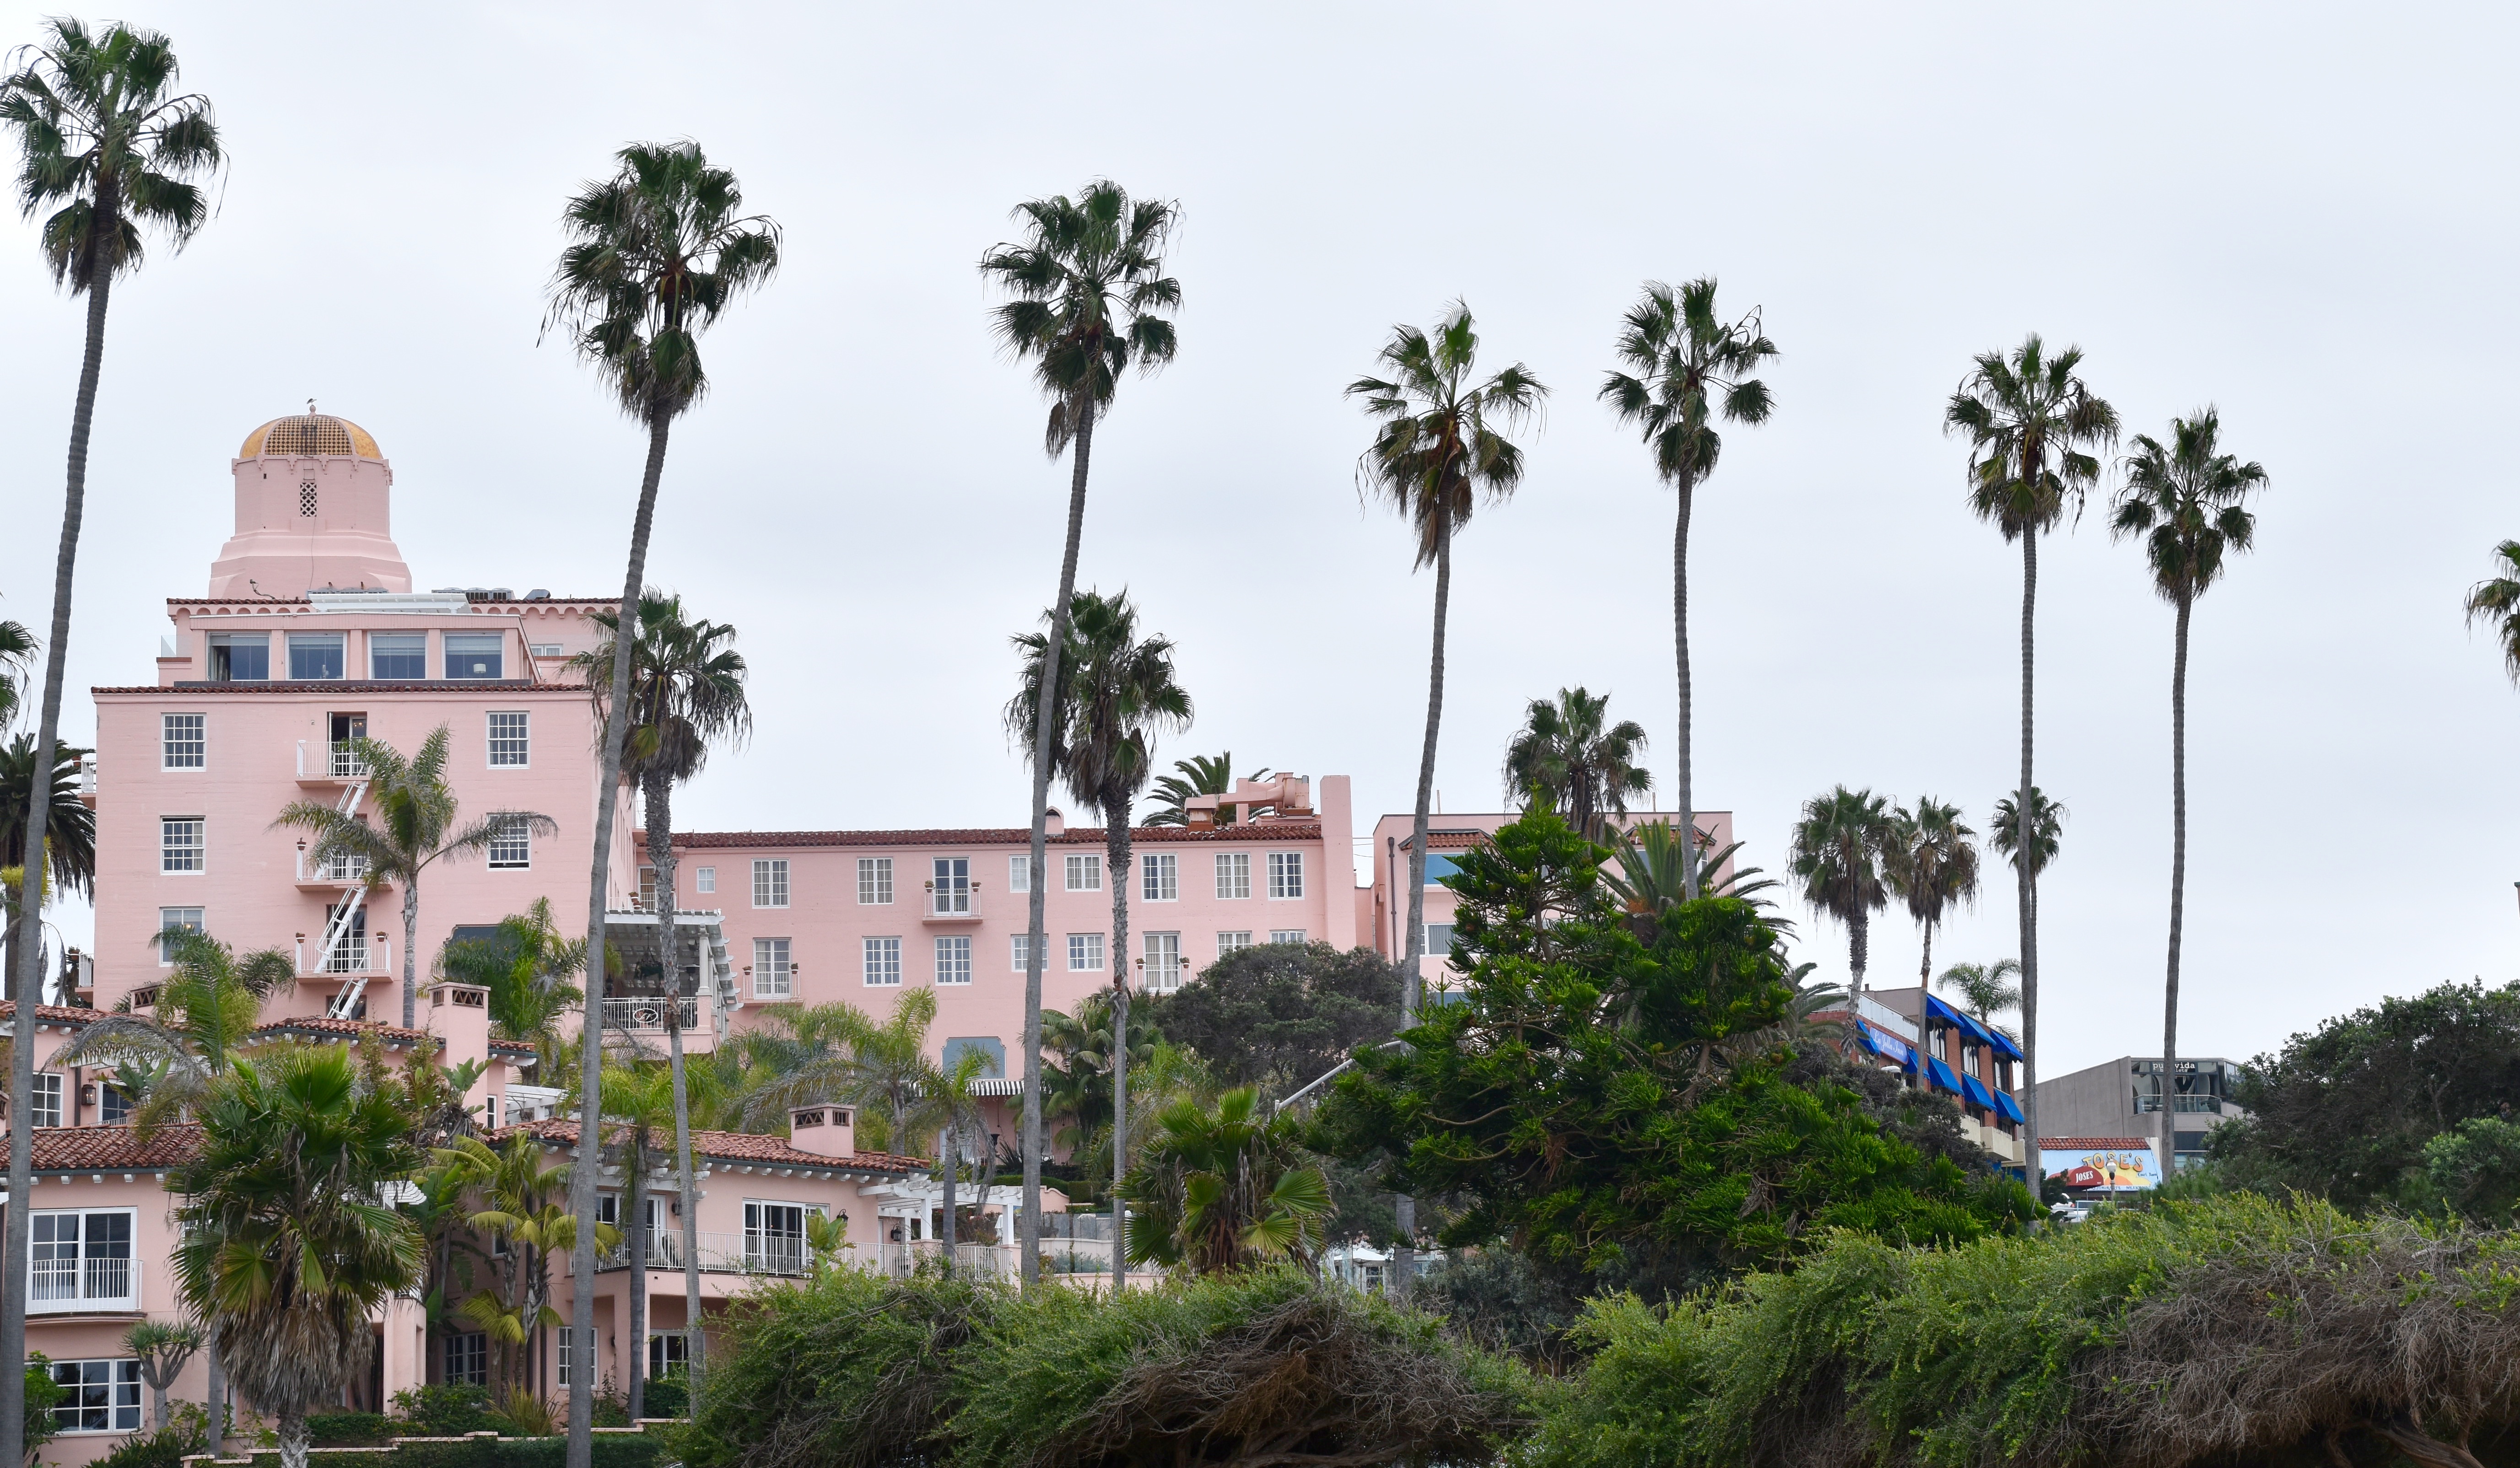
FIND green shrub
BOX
[307,1410,394,1446]
[247,1435,662,1468]
[637,1375,688,1420]
[391,1383,494,1436]
[94,1410,206,1468]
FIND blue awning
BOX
[1856,1021,1915,1070]
[1992,1088,2025,1124]
[1926,994,1998,1047]
[1961,1072,1996,1111]
[1925,1057,1960,1094]
[1988,1028,2024,1062]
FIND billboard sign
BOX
[2040,1144,2160,1192]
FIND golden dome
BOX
[238,413,381,461]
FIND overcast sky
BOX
[2,2,2513,1079]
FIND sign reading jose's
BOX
[2040,1141,2161,1191]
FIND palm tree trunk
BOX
[2017,530,2041,1193]
[1105,813,1131,1291]
[1022,395,1096,1289]
[627,1141,647,1421]
[647,779,706,1414]
[206,1346,225,1454]
[401,882,422,1027]
[572,409,672,1468]
[1395,515,1453,1300]
[1919,919,1933,987]
[1111,978,1128,1294]
[2160,594,2191,1180]
[1848,907,1869,1003]
[939,1121,957,1268]
[278,1409,309,1468]
[1674,473,1699,901]
[2,256,114,1468]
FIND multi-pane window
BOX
[161,713,204,770]
[1216,853,1252,899]
[1068,933,1105,971]
[648,1331,690,1382]
[1268,852,1305,899]
[529,643,564,658]
[745,1202,808,1274]
[446,634,504,679]
[1143,933,1183,992]
[935,936,972,985]
[487,711,530,767]
[1269,929,1307,945]
[32,1210,130,1305]
[370,633,427,679]
[696,866,716,894]
[864,936,902,986]
[1065,854,1103,891]
[157,907,204,963]
[1141,853,1177,901]
[1008,855,1031,893]
[30,1073,62,1129]
[287,634,345,680]
[754,859,790,908]
[206,632,268,682]
[161,817,204,873]
[1010,934,1032,972]
[1423,923,1456,958]
[98,1085,130,1124]
[445,1333,488,1387]
[1216,931,1253,957]
[557,1327,583,1388]
[931,858,971,915]
[489,818,531,870]
[858,857,894,905]
[636,866,658,909]
[46,1360,139,1433]
[752,938,792,998]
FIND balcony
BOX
[599,1231,807,1277]
[921,894,982,924]
[601,996,700,1033]
[31,1255,138,1316]
[295,741,371,785]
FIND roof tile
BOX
[28,1124,201,1172]
[499,1118,926,1175]
[673,823,1323,850]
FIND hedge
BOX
[237,1433,663,1468]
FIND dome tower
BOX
[206,410,412,597]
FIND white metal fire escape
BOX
[314,765,376,1020]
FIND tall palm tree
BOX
[0,735,95,910]
[1889,797,1979,986]
[0,29,219,1444]
[545,140,777,1448]
[568,590,747,1405]
[172,1045,424,1468]
[1501,686,1651,839]
[0,620,35,733]
[1120,1086,1330,1276]
[1007,586,1192,1292]
[1787,786,1897,1003]
[1349,303,1543,1289]
[1145,753,1273,826]
[739,988,936,1152]
[1990,789,2067,962]
[1936,958,2023,1042]
[979,179,1180,1286]
[1600,280,1777,898]
[2465,541,2520,684]
[1944,333,2116,1163]
[586,1063,676,1420]
[2112,409,2267,1177]
[274,727,555,1028]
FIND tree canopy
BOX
[1143,941,1401,1100]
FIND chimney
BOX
[1043,807,1065,837]
[788,1104,856,1159]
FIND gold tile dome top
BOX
[238,414,381,461]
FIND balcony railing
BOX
[31,1255,137,1313]
[321,943,372,975]
[865,1238,1112,1279]
[598,1230,807,1277]
[602,997,701,1032]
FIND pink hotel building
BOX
[25,412,1760,1453]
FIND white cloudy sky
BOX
[2,2,2514,1079]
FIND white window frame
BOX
[1217,931,1253,958]
[1269,929,1308,945]
[695,866,716,894]
[1067,933,1105,971]
[487,710,530,768]
[646,1329,691,1382]
[368,633,428,681]
[864,936,903,987]
[1143,932,1183,992]
[446,632,506,680]
[161,712,204,771]
[1268,851,1305,899]
[488,818,531,870]
[934,935,972,986]
[858,857,894,905]
[557,1327,585,1388]
[157,907,204,965]
[1141,852,1177,902]
[1008,854,1031,893]
[1010,933,1032,972]
[754,859,790,909]
[744,1201,810,1275]
[752,938,792,998]
[1065,853,1103,892]
[930,857,971,915]
[29,1072,62,1129]
[31,1207,134,1311]
[161,817,205,874]
[44,1357,140,1434]
[1215,852,1251,900]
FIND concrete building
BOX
[2032,1055,2251,1169]
[1836,987,2028,1168]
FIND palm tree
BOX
[1988,787,2067,911]
[2465,541,2520,684]
[2112,409,2268,1177]
[172,1045,423,1468]
[728,1000,870,1127]
[1120,1086,1330,1276]
[587,1064,676,1420]
[123,1320,201,1430]
[739,988,936,1152]
[0,734,95,909]
[568,590,747,1406]
[1936,958,2023,1042]
[1502,687,1651,840]
[980,179,1181,1287]
[0,32,219,1447]
[1604,823,1786,918]
[546,141,777,1442]
[1944,333,2116,1163]
[437,1133,610,1398]
[1600,280,1777,899]
[58,927,288,1132]
[0,619,33,731]
[1349,303,1543,1290]
[1144,753,1271,827]
[273,727,555,1028]
[905,1047,997,1265]
[438,898,587,1051]
[1787,786,1897,1003]
[1889,798,1979,986]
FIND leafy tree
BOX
[741,988,936,1154]
[1888,797,1976,986]
[1502,687,1651,839]
[1787,786,1897,1001]
[172,1045,424,1468]
[1935,959,2022,1042]
[906,1047,998,1261]
[981,179,1181,1286]
[0,734,93,903]
[2113,409,2268,1175]
[123,1321,201,1429]
[2210,979,2520,1211]
[61,928,288,1132]
[1142,941,1400,1100]
[730,1000,871,1128]
[435,1133,610,1396]
[1945,333,2117,1166]
[437,898,587,1049]
[1600,279,1776,900]
[1315,811,2030,1291]
[1121,1088,1331,1274]
[1143,753,1270,827]
[1040,990,1160,1157]
[2464,539,2520,686]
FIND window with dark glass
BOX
[369,633,426,679]
[206,634,268,682]
[445,634,503,679]
[287,634,345,680]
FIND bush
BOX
[306,1410,394,1446]
[94,1409,205,1468]
[637,1375,689,1420]
[245,1437,662,1468]
[390,1383,494,1436]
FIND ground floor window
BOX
[446,1331,487,1387]
[49,1359,140,1432]
[647,1331,689,1381]
[556,1326,582,1387]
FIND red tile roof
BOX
[500,1118,927,1175]
[2039,1137,2155,1150]
[0,1002,109,1027]
[247,1014,539,1059]
[29,1124,201,1172]
[1397,830,1491,852]
[96,683,590,696]
[673,823,1323,850]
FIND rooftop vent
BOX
[524,589,550,601]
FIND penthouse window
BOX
[1065,854,1102,891]
[206,632,268,682]
[287,633,345,680]
[858,857,893,904]
[1215,853,1250,900]
[162,817,205,874]
[446,634,504,679]
[162,713,204,769]
[370,633,426,679]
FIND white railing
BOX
[602,997,700,1032]
[868,1237,1111,1280]
[30,1256,137,1313]
[323,941,371,974]
[599,1230,809,1277]
[1856,994,1918,1043]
